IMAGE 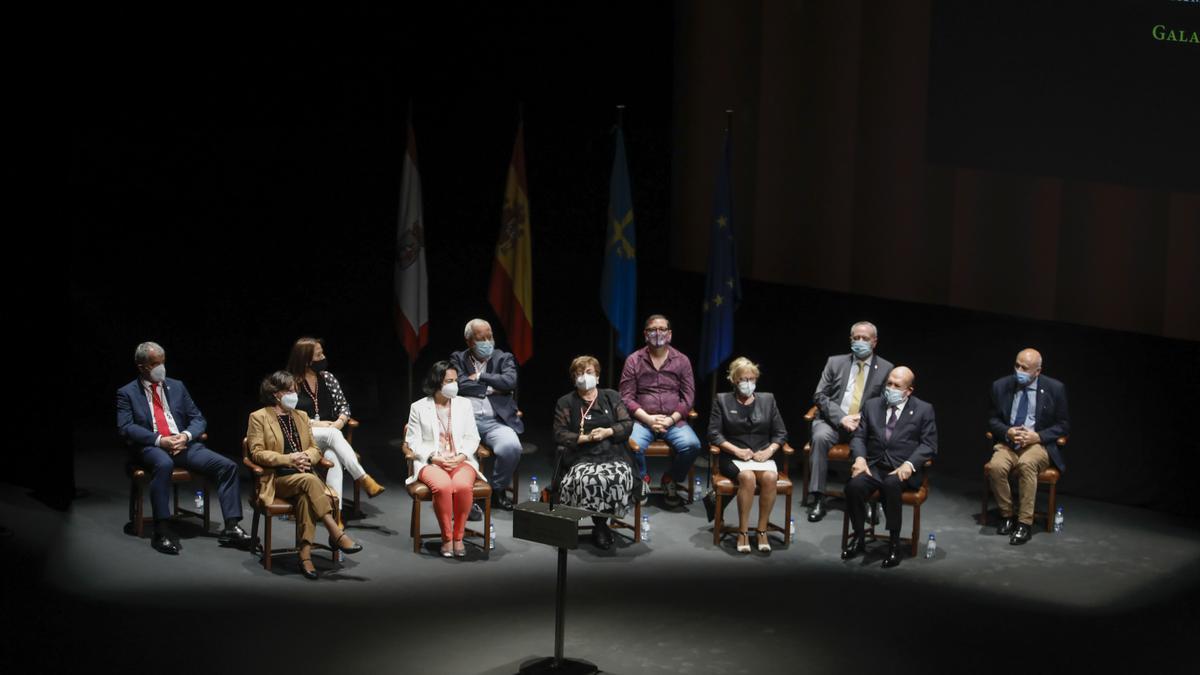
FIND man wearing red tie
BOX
[116,342,250,554]
[842,366,938,568]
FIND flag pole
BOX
[711,108,734,403]
[607,104,627,388]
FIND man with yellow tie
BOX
[806,321,893,522]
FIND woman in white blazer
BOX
[405,360,482,558]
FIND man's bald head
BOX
[1015,348,1043,379]
[887,366,915,391]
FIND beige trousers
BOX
[986,442,1049,526]
[274,473,333,545]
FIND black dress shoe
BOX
[841,533,866,560]
[593,523,614,550]
[218,524,252,546]
[882,543,902,568]
[807,496,828,523]
[151,533,180,555]
[996,517,1016,536]
[492,492,514,511]
[329,532,363,554]
[299,558,319,580]
[1009,522,1032,545]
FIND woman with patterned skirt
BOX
[551,355,638,550]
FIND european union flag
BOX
[600,126,638,357]
[699,129,741,377]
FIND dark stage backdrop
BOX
[69,3,1196,516]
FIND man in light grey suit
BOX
[806,321,893,522]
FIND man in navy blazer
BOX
[843,366,937,568]
[450,319,525,515]
[116,342,249,554]
[987,347,1070,545]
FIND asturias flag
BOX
[394,120,429,364]
[600,125,637,357]
[698,127,741,377]
[488,122,534,364]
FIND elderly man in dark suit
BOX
[987,348,1070,545]
[807,321,893,522]
[116,341,250,554]
[451,318,524,516]
[842,366,937,568]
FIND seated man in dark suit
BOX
[842,366,937,568]
[807,320,893,522]
[987,347,1070,545]
[116,341,250,554]
[450,318,524,516]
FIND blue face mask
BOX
[883,387,906,407]
[1014,370,1032,386]
[473,340,494,359]
[850,340,872,359]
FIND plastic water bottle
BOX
[693,477,703,504]
[1054,506,1064,533]
[925,533,937,559]
[789,517,796,537]
[528,476,539,502]
[193,490,204,510]
[489,522,496,550]
[641,514,651,543]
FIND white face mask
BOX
[737,380,756,397]
[575,373,598,391]
[440,382,459,399]
[148,364,166,383]
[280,392,299,410]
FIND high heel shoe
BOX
[357,474,386,498]
[440,542,453,558]
[453,540,467,558]
[757,531,772,553]
[736,532,751,554]
[299,557,319,580]
[329,531,363,555]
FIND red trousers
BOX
[419,463,477,542]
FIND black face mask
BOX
[310,359,328,373]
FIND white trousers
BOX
[312,425,366,501]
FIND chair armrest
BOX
[318,458,334,469]
[803,406,818,422]
[1057,436,1068,446]
[782,443,795,455]
[516,409,524,419]
[242,457,265,476]
[199,432,209,442]
[346,418,360,430]
[627,437,638,451]
[477,445,494,459]
[708,444,720,456]
[687,410,698,421]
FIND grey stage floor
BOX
[5,428,1200,674]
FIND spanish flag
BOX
[488,121,534,364]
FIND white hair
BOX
[850,321,878,339]
[463,318,491,340]
[134,341,164,365]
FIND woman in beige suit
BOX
[247,370,362,579]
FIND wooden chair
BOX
[125,432,211,537]
[980,432,1067,532]
[800,405,852,503]
[242,438,339,571]
[627,410,701,503]
[839,460,933,557]
[539,446,644,543]
[402,427,492,555]
[709,443,795,546]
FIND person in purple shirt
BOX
[619,314,701,507]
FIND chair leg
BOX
[840,503,850,550]
[634,498,642,543]
[511,467,520,505]
[911,503,921,558]
[483,494,492,555]
[1045,482,1057,533]
[131,480,144,538]
[202,483,211,533]
[784,490,792,546]
[172,483,179,518]
[980,467,990,526]
[713,493,723,546]
[250,508,261,557]
[687,465,696,503]
[801,452,810,506]
[263,512,273,571]
[411,500,422,554]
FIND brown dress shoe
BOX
[357,474,386,498]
